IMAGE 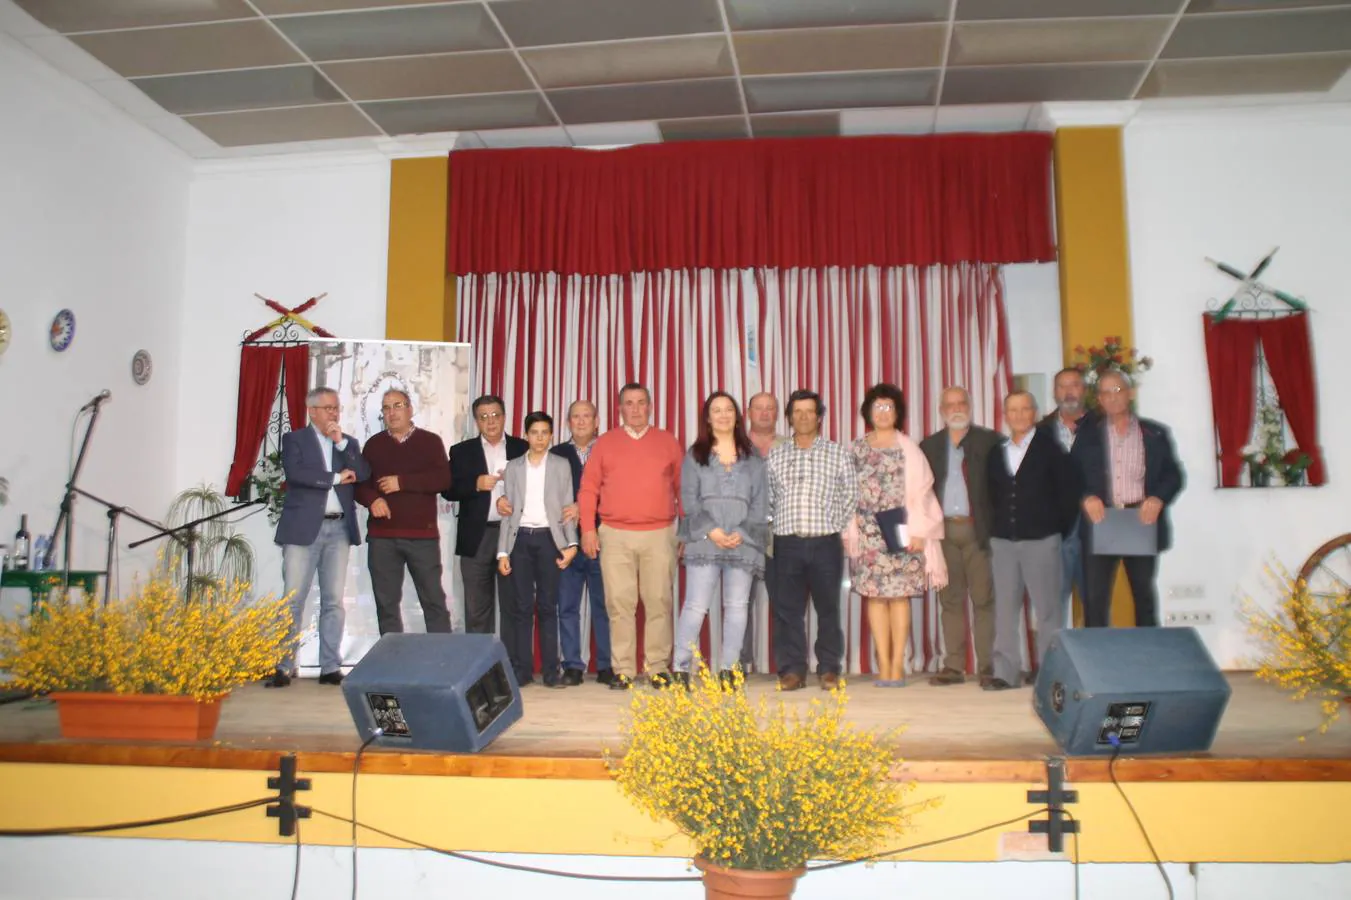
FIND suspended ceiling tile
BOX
[750,111,840,137]
[1139,52,1351,96]
[272,4,506,61]
[941,63,1146,103]
[950,17,1173,66]
[475,125,572,147]
[522,35,733,89]
[838,106,935,134]
[1185,0,1351,12]
[567,120,663,145]
[131,66,343,115]
[322,52,533,101]
[68,21,303,77]
[734,24,945,76]
[185,103,380,146]
[658,115,750,141]
[254,0,471,12]
[1162,8,1351,58]
[86,78,175,118]
[362,92,554,133]
[934,102,1033,132]
[548,78,743,124]
[956,0,1182,18]
[11,0,256,33]
[743,70,938,114]
[725,0,948,30]
[488,0,723,48]
[139,113,225,153]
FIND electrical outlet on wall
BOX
[1168,584,1206,600]
[1165,610,1214,626]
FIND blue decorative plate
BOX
[49,309,75,352]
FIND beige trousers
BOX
[598,523,676,677]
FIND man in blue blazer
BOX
[1070,370,1184,628]
[270,387,371,687]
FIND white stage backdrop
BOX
[296,339,472,669]
[459,264,1016,676]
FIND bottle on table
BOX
[12,515,30,572]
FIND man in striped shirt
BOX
[766,390,858,691]
[1071,370,1184,628]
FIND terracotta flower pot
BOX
[695,857,805,900]
[50,692,226,742]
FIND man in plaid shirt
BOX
[766,390,858,691]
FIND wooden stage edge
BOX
[1,673,1347,784]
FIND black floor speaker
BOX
[1033,627,1231,756]
[341,633,523,752]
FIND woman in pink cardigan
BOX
[844,384,948,686]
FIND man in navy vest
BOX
[270,387,371,687]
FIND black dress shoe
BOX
[318,671,344,686]
[562,669,584,687]
[543,676,566,689]
[595,668,617,686]
[671,671,691,690]
[264,672,292,688]
[609,675,633,691]
[982,677,1016,691]
[648,672,673,689]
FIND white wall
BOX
[0,33,190,595]
[1123,103,1351,665]
[175,156,391,601]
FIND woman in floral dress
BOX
[846,384,947,686]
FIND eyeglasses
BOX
[1100,386,1128,396]
[381,402,409,412]
[872,402,896,412]
[477,411,504,421]
[309,404,339,413]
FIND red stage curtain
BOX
[447,135,1055,276]
[1203,315,1260,487]
[225,345,283,497]
[1259,312,1326,485]
[281,345,310,432]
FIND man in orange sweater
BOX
[578,383,683,690]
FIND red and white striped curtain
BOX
[458,264,1013,675]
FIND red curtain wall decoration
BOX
[1203,311,1325,487]
[446,134,1055,277]
[225,344,311,497]
[459,264,1014,675]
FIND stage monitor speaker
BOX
[342,633,523,753]
[1033,627,1230,756]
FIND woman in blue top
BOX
[674,392,769,686]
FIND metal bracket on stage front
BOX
[1027,757,1079,853]
[266,754,312,837]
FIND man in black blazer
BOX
[920,386,1003,687]
[1040,368,1098,627]
[985,391,1080,691]
[1070,370,1184,628]
[444,395,527,636]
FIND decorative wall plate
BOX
[49,309,75,352]
[131,349,153,385]
[0,310,10,356]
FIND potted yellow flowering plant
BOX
[0,578,291,741]
[608,664,932,899]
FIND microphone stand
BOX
[129,500,264,602]
[60,487,169,606]
[44,396,109,586]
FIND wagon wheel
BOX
[1295,533,1351,632]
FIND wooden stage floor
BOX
[1,673,1347,782]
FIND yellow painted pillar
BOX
[385,156,456,342]
[1054,126,1136,628]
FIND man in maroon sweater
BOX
[578,383,683,690]
[355,389,453,635]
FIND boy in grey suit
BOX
[497,412,579,687]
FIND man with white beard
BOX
[1039,368,1096,627]
[920,387,1001,686]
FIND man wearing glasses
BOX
[356,389,452,635]
[270,387,371,687]
[446,395,527,638]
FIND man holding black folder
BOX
[1071,370,1184,628]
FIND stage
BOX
[0,672,1346,782]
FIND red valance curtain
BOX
[225,344,311,496]
[447,134,1055,276]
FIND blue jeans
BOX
[558,552,609,671]
[673,563,755,673]
[280,519,351,675]
[1060,523,1085,629]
